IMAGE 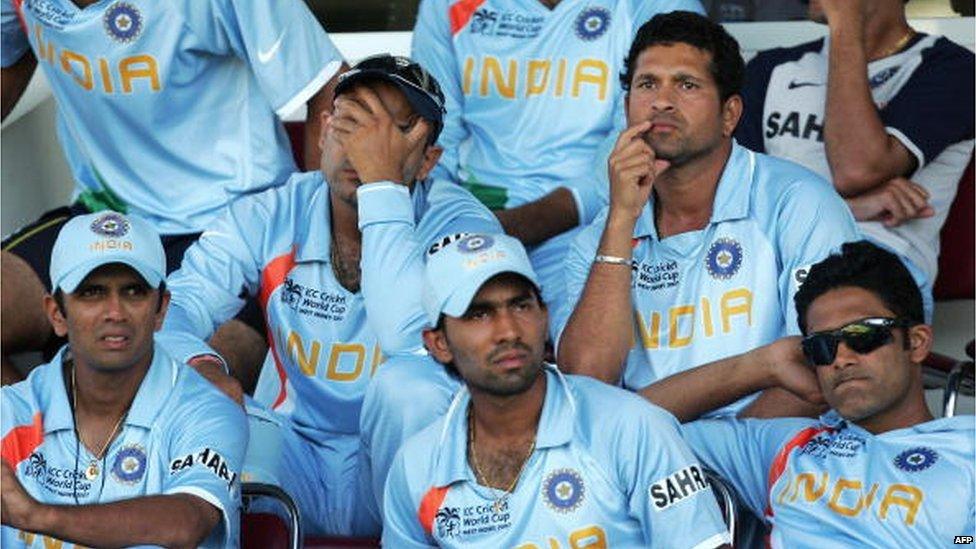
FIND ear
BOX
[907,323,933,364]
[44,295,68,338]
[416,144,443,182]
[154,290,171,331]
[318,111,331,152]
[422,327,454,365]
[721,94,743,137]
[623,92,631,122]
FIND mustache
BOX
[487,342,533,362]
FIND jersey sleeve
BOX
[158,193,269,364]
[879,40,975,169]
[610,402,730,547]
[552,209,605,347]
[358,181,501,354]
[773,174,859,335]
[181,0,343,117]
[1,0,28,67]
[681,417,814,519]
[631,0,705,23]
[412,0,468,183]
[163,384,248,547]
[381,449,437,547]
[735,51,777,152]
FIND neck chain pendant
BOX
[85,460,100,480]
[492,497,507,515]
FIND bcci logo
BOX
[894,447,938,473]
[434,506,461,538]
[705,237,743,280]
[543,468,585,513]
[457,235,494,254]
[575,7,610,41]
[90,212,130,237]
[112,444,147,484]
[103,2,143,43]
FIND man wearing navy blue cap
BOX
[382,233,729,547]
[1,212,247,548]
[159,54,501,535]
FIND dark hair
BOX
[54,281,168,318]
[620,11,744,102]
[794,241,923,334]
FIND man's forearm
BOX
[558,211,636,383]
[494,188,579,246]
[638,351,771,422]
[29,493,220,549]
[1,53,37,122]
[824,25,916,195]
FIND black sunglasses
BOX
[801,317,915,367]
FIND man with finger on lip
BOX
[157,54,501,535]
[556,11,859,419]
[736,0,975,322]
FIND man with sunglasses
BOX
[639,240,975,545]
[157,55,501,535]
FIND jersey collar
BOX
[431,364,575,486]
[633,141,756,240]
[819,408,974,437]
[295,173,332,263]
[38,343,178,433]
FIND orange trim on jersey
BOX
[418,486,451,535]
[765,426,831,518]
[449,0,487,35]
[1,413,43,468]
[11,0,27,36]
[259,248,298,410]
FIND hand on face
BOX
[327,87,430,185]
[607,121,671,221]
[819,0,869,30]
[753,336,825,406]
[1,460,37,530]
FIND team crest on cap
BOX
[90,212,130,237]
[457,235,495,254]
[705,237,743,280]
[894,447,938,472]
[112,444,147,484]
[575,7,610,41]
[543,469,585,513]
[103,2,143,43]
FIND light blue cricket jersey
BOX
[684,411,976,548]
[159,173,500,437]
[557,142,860,415]
[0,344,247,549]
[0,0,341,234]
[414,0,702,216]
[383,365,730,548]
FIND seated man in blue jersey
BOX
[557,11,858,418]
[1,0,349,386]
[639,240,975,545]
[158,54,501,536]
[736,0,975,321]
[412,0,705,317]
[0,212,247,549]
[382,232,731,547]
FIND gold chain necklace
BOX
[467,405,536,515]
[879,28,915,59]
[72,365,128,481]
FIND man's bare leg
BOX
[1,251,53,384]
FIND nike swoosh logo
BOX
[258,31,286,64]
[788,80,824,89]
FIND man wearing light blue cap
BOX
[380,233,730,548]
[0,212,246,549]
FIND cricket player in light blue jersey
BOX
[1,0,345,383]
[158,55,501,536]
[639,241,975,547]
[382,233,730,548]
[0,212,247,549]
[557,11,859,418]
[413,0,703,316]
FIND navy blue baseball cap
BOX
[335,54,446,143]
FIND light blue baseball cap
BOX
[49,212,166,293]
[422,233,540,325]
